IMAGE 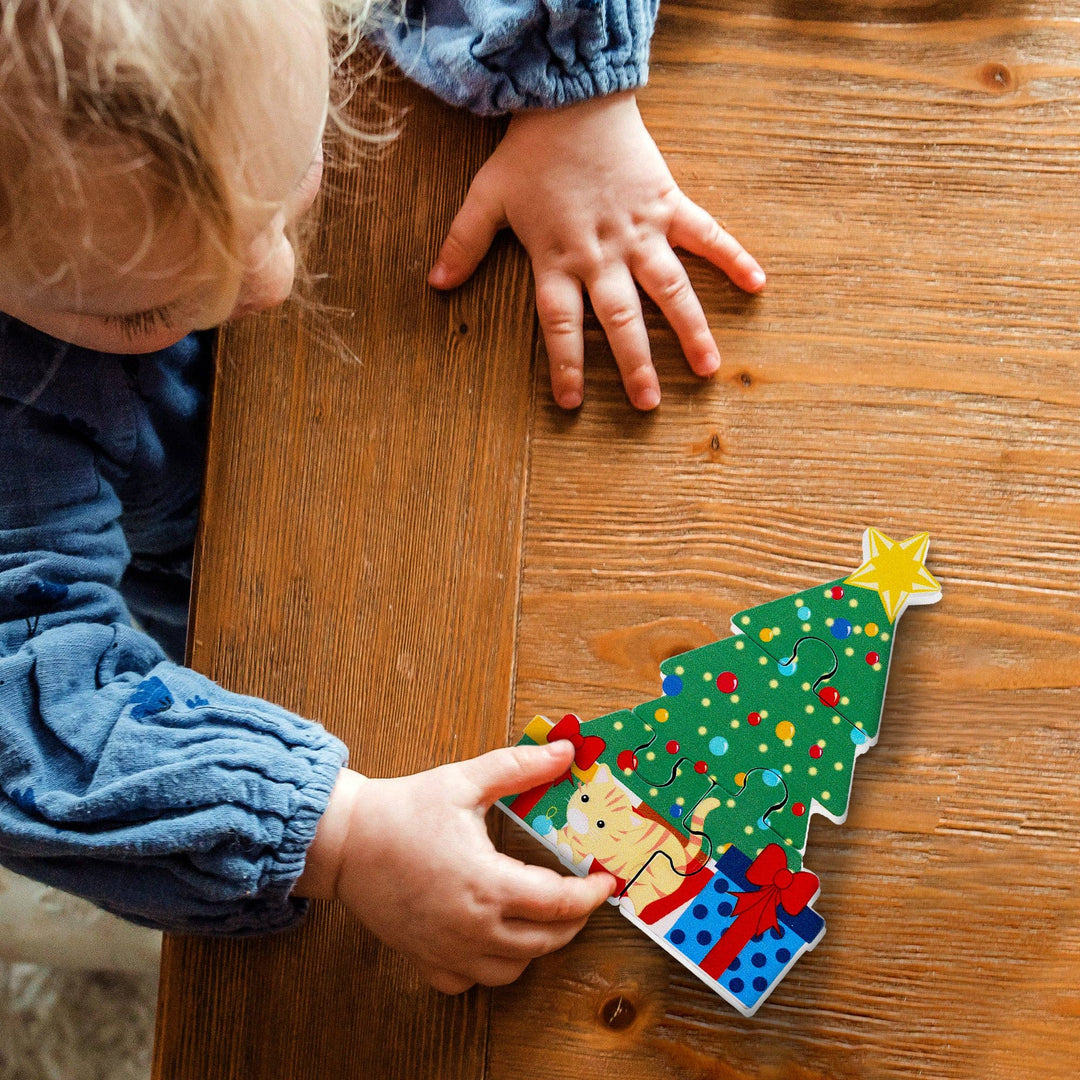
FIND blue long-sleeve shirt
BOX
[0,0,658,936]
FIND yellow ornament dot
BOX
[834,762,844,771]
[849,598,858,608]
[734,772,746,787]
[744,825,754,836]
[698,726,707,736]
[740,615,750,625]
[775,721,796,740]
[759,655,768,665]
[758,743,768,753]
[808,766,818,776]
[730,694,740,704]
[654,708,669,722]
[646,751,656,761]
[675,797,685,806]
[701,698,711,708]
[865,622,879,637]
[759,628,773,643]
[613,721,623,731]
[675,666,685,675]
[650,788,659,796]
[822,791,831,800]
[703,671,713,681]
[735,639,746,650]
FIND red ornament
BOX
[792,802,806,816]
[808,745,823,760]
[716,671,738,694]
[866,651,880,665]
[830,586,844,600]
[694,760,708,774]
[616,750,638,772]
[666,740,680,754]
[818,686,840,707]
[747,711,762,726]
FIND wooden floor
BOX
[153,3,1080,1078]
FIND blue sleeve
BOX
[370,0,659,114]
[0,394,348,936]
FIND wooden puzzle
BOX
[498,528,941,1016]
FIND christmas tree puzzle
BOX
[497,528,941,1016]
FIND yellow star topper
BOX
[844,528,942,624]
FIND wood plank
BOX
[151,74,536,1080]
[489,4,1080,1078]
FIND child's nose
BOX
[230,220,296,320]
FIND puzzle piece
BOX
[499,529,941,1014]
[636,646,871,856]
[656,844,826,1018]
[731,530,941,743]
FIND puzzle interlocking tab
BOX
[498,528,941,1016]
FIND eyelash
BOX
[100,305,175,339]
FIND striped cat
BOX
[556,764,720,924]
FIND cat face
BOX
[561,765,638,855]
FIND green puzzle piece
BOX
[632,634,869,856]
[730,576,893,742]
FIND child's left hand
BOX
[428,91,765,411]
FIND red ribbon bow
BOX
[506,714,607,821]
[699,845,819,980]
[730,844,820,936]
[547,713,606,774]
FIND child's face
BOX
[0,0,330,354]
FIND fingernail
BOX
[749,268,766,290]
[429,263,448,287]
[701,351,721,375]
[557,390,583,409]
[639,388,661,410]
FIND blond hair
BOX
[0,0,382,284]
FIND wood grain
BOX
[155,4,1080,1079]
[493,4,1080,1079]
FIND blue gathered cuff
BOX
[371,0,658,115]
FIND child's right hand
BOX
[295,742,616,993]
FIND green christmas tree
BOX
[505,529,942,874]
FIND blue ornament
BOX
[831,617,853,640]
[797,606,811,620]
[531,815,554,835]
[662,673,684,696]
[778,657,797,676]
[709,736,729,756]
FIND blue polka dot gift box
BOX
[663,844,825,1017]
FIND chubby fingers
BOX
[534,268,585,409]
[499,858,617,922]
[586,267,661,411]
[457,741,577,808]
[668,195,765,294]
[632,242,720,378]
[429,174,506,290]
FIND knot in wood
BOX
[980,62,1014,93]
[598,994,637,1030]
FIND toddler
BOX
[0,0,764,993]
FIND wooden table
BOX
[152,4,1080,1077]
